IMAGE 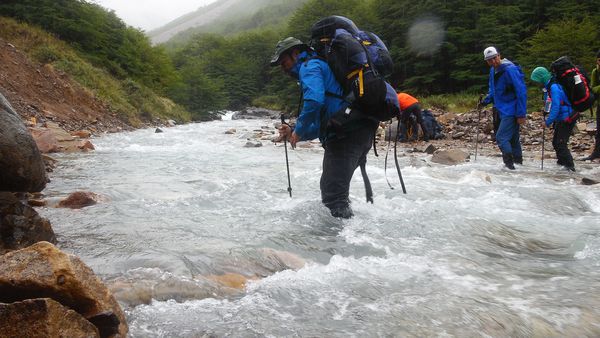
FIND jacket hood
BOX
[289,50,315,78]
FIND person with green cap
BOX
[270,37,378,219]
[531,66,576,171]
[581,50,600,161]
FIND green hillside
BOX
[0,1,193,124]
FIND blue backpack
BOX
[309,15,398,122]
[421,109,444,139]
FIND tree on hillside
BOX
[519,17,599,75]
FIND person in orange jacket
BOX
[396,92,429,141]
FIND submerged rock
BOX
[57,191,102,209]
[431,149,470,165]
[581,177,599,185]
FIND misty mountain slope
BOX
[149,0,307,44]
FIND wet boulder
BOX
[0,92,47,192]
[0,298,99,337]
[0,241,128,337]
[244,141,263,148]
[57,191,101,209]
[0,192,56,255]
[431,149,470,165]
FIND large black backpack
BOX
[309,15,399,122]
[550,56,595,112]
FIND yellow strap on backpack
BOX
[347,67,365,97]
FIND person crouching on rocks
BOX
[396,92,430,142]
[530,66,576,172]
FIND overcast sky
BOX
[92,0,218,31]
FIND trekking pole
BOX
[281,114,292,197]
[474,95,483,161]
[393,119,407,194]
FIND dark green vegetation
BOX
[1,0,599,119]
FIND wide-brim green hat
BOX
[270,37,307,66]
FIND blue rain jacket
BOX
[544,81,573,126]
[482,59,527,119]
[289,51,347,142]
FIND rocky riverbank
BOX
[232,106,599,167]
[0,92,127,337]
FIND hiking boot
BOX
[330,206,354,219]
[514,156,523,165]
[580,148,600,161]
[502,153,515,170]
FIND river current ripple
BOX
[40,116,600,337]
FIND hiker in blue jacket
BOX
[530,67,576,171]
[481,46,528,169]
[270,37,378,219]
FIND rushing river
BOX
[40,115,600,337]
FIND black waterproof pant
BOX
[320,124,376,213]
[552,121,575,168]
[401,103,429,140]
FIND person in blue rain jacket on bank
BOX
[270,37,378,218]
[480,46,528,170]
[530,66,576,171]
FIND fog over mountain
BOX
[147,0,307,45]
[92,0,218,31]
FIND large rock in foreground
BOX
[0,298,99,338]
[0,242,128,337]
[0,192,56,255]
[0,92,47,192]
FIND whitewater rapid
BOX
[40,117,600,337]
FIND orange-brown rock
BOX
[57,191,100,209]
[72,130,92,138]
[0,298,99,338]
[29,127,60,153]
[206,273,254,290]
[78,140,95,151]
[0,242,128,337]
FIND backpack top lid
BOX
[310,16,359,41]
[550,56,575,76]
